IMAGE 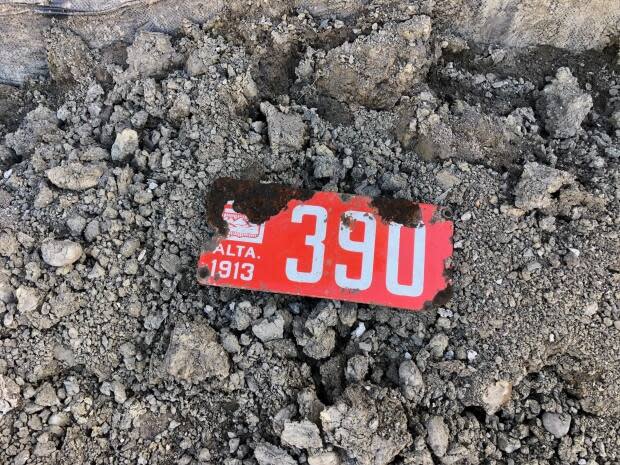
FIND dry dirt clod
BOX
[321,384,412,465]
[514,162,574,212]
[537,67,593,139]
[260,101,307,153]
[46,163,104,191]
[163,320,230,382]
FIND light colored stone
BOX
[40,240,83,267]
[281,420,323,449]
[35,382,59,407]
[0,374,20,416]
[252,315,284,342]
[308,451,341,465]
[542,412,571,438]
[260,102,307,153]
[254,443,297,465]
[399,359,424,402]
[426,416,449,457]
[111,129,139,161]
[482,380,512,414]
[16,285,41,313]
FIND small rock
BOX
[426,416,449,457]
[281,420,323,449]
[84,220,100,242]
[16,286,41,313]
[231,301,261,331]
[164,320,230,382]
[427,333,449,358]
[220,331,241,354]
[542,412,571,438]
[313,144,339,179]
[0,374,20,415]
[133,189,153,205]
[46,163,103,191]
[482,380,512,414]
[66,215,86,236]
[111,129,139,161]
[169,93,191,121]
[40,240,83,267]
[308,451,341,465]
[399,359,425,401]
[260,102,306,153]
[252,315,284,342]
[497,433,521,453]
[0,231,18,257]
[35,382,59,407]
[111,380,127,404]
[345,355,369,383]
[254,443,297,465]
[34,185,54,209]
[537,67,592,138]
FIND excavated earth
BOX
[0,3,619,465]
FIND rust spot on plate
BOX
[206,177,314,235]
[370,196,422,227]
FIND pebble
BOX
[111,128,139,161]
[40,240,83,267]
[308,451,341,465]
[351,322,366,338]
[254,443,297,465]
[252,315,284,342]
[426,416,449,457]
[15,286,41,313]
[34,383,59,407]
[281,420,323,449]
[399,360,424,401]
[542,412,571,438]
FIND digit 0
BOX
[335,211,376,290]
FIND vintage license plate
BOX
[197,178,453,311]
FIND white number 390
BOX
[284,205,426,297]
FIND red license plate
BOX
[197,178,453,311]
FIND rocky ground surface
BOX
[0,6,619,465]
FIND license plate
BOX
[197,178,453,311]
